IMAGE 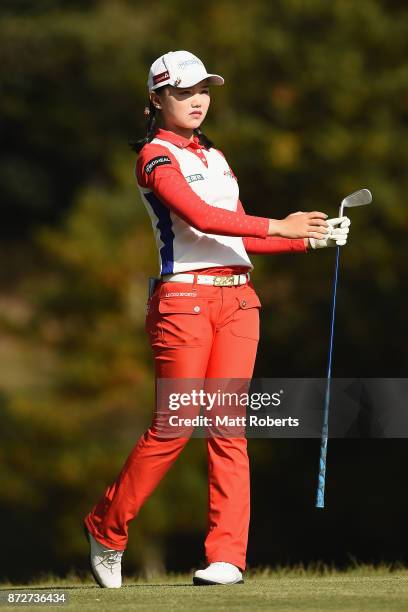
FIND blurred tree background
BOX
[0,0,407,582]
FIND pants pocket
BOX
[230,292,262,341]
[158,298,206,347]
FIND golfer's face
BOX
[159,80,211,131]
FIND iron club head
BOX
[339,188,372,218]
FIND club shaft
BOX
[316,245,340,508]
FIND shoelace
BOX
[95,548,124,573]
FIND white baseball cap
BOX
[147,50,224,92]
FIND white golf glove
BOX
[309,216,351,249]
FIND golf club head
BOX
[339,188,372,217]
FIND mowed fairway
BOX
[1,567,407,611]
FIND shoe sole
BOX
[193,577,244,586]
[83,523,106,589]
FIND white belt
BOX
[161,272,250,286]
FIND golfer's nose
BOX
[191,94,201,108]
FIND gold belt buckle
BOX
[213,275,234,286]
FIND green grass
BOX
[1,566,408,611]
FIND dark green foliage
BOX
[0,1,407,581]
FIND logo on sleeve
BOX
[144,156,172,175]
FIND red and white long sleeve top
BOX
[135,128,306,276]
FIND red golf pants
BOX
[84,274,261,571]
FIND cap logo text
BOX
[177,59,203,69]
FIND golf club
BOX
[315,188,373,509]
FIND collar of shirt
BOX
[155,128,204,150]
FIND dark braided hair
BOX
[129,85,214,153]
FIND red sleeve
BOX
[135,144,270,239]
[237,200,307,254]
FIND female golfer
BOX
[83,50,350,587]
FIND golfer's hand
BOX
[268,211,330,239]
[309,216,351,249]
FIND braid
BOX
[193,127,214,150]
[129,84,168,153]
[129,99,157,153]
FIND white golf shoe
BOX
[83,525,124,588]
[193,562,244,585]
